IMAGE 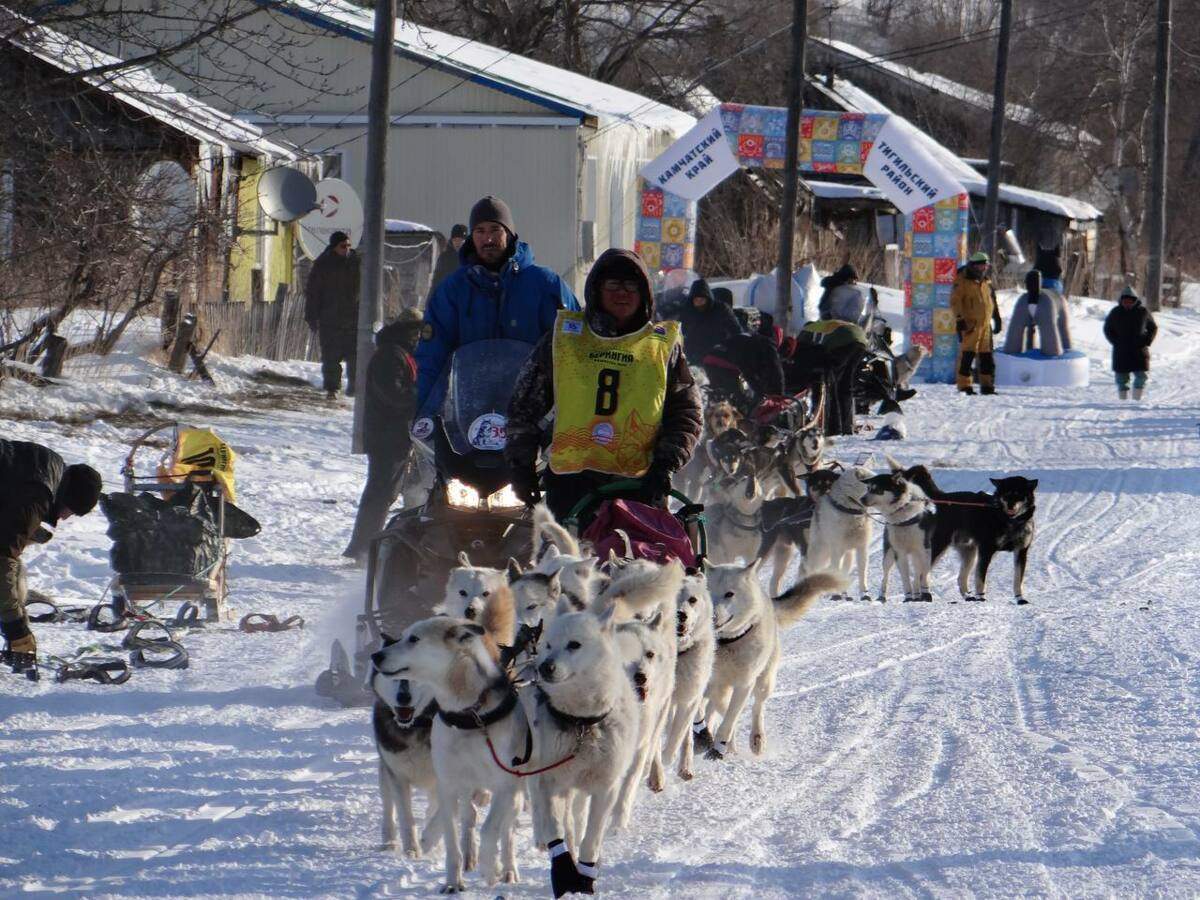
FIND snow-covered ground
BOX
[3,295,1200,898]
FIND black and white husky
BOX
[369,664,441,859]
[802,465,876,601]
[861,466,936,602]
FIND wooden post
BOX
[160,289,181,350]
[169,313,197,373]
[41,334,68,378]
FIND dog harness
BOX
[536,687,610,732]
[549,310,678,476]
[828,496,868,516]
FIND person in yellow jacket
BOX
[505,249,703,520]
[950,251,1003,395]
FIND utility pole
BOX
[776,0,809,335]
[981,0,1013,260]
[352,0,396,452]
[1145,0,1172,311]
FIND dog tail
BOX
[532,502,580,561]
[599,559,684,615]
[773,570,848,628]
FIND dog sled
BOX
[103,424,259,624]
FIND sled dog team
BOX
[371,503,844,895]
[370,457,1037,895]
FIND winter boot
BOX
[1132,387,1145,400]
[981,385,997,395]
[958,386,976,396]
[1118,389,1129,400]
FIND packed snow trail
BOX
[2,300,1199,897]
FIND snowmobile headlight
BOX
[445,479,481,509]
[485,484,523,510]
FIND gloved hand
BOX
[640,464,673,506]
[510,464,541,507]
[956,318,966,338]
[992,315,1003,335]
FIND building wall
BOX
[227,155,296,303]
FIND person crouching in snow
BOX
[950,251,1003,395]
[1103,286,1157,400]
[1,441,102,663]
[505,248,703,522]
[342,310,423,563]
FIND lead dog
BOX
[698,563,846,759]
[373,619,526,892]
[370,663,442,859]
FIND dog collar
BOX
[829,496,867,516]
[717,624,755,646]
[536,687,609,732]
[438,680,519,730]
[890,502,936,528]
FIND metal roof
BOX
[2,9,304,159]
[278,0,696,137]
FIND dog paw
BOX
[502,868,520,884]
[705,741,728,761]
[403,846,422,860]
[648,775,666,793]
[692,724,714,753]
[1015,596,1029,606]
[875,594,887,603]
[377,840,398,853]
[750,733,765,755]
[438,882,465,895]
[920,592,933,603]
[902,595,917,603]
[859,593,871,602]
[678,768,694,781]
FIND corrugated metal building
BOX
[69,0,697,292]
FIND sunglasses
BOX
[600,279,640,294]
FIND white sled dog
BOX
[663,570,715,781]
[861,461,936,603]
[893,344,929,390]
[706,473,766,564]
[527,559,682,897]
[370,657,441,859]
[612,568,679,824]
[529,504,603,612]
[373,618,527,892]
[697,562,846,759]
[434,555,517,655]
[803,464,876,601]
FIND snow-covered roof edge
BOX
[812,36,1100,149]
[279,0,696,138]
[811,77,1102,222]
[1,8,304,159]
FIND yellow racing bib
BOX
[549,311,678,476]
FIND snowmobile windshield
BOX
[416,339,535,457]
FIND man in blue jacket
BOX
[414,195,579,410]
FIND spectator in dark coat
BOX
[343,310,424,562]
[1,440,101,657]
[428,223,467,298]
[678,278,742,362]
[506,248,703,521]
[305,230,362,399]
[1103,287,1157,400]
[818,264,867,323]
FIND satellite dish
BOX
[132,160,195,241]
[257,167,318,222]
[298,178,364,260]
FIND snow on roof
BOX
[1,10,303,159]
[813,77,1102,222]
[802,180,888,202]
[282,0,696,137]
[813,36,1100,148]
[384,218,434,233]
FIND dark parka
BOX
[678,279,742,362]
[0,440,67,559]
[506,249,703,482]
[1103,298,1157,373]
[363,321,420,457]
[305,247,361,334]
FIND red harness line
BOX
[484,735,575,778]
[930,498,996,508]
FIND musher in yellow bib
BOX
[506,249,703,521]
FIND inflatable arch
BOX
[635,104,970,383]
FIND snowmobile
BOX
[316,339,534,706]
